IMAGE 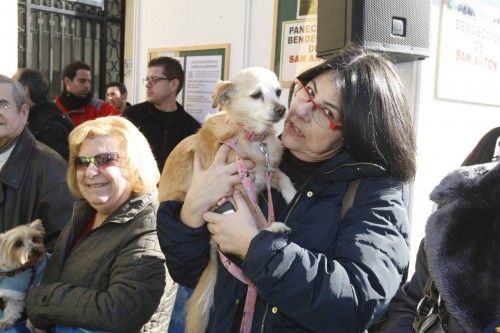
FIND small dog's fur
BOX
[158,67,296,333]
[0,220,46,330]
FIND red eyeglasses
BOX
[293,80,342,130]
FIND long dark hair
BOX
[291,46,417,182]
[462,127,500,166]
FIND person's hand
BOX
[202,189,265,258]
[180,145,254,228]
[26,319,47,333]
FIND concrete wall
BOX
[129,0,500,271]
[125,0,277,104]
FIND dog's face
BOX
[0,220,46,270]
[212,67,286,134]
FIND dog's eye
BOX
[14,239,23,248]
[251,91,263,100]
[276,89,282,97]
[32,236,41,244]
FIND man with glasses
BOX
[55,61,120,127]
[0,74,74,252]
[124,56,200,171]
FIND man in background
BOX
[14,68,73,160]
[0,74,74,251]
[55,61,120,127]
[124,56,200,171]
[105,81,130,113]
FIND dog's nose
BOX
[29,247,40,257]
[273,104,286,122]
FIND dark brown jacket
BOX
[26,193,169,333]
[0,128,74,251]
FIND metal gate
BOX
[18,0,125,99]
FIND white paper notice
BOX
[184,55,222,123]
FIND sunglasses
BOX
[74,152,121,170]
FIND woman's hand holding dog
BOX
[181,145,254,228]
[203,189,263,258]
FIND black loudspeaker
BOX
[317,0,431,63]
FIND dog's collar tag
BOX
[259,142,271,173]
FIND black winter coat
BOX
[159,151,411,332]
[0,129,74,251]
[123,102,200,172]
[27,194,170,333]
[380,162,500,333]
[27,101,73,161]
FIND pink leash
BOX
[217,137,275,333]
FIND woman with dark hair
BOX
[158,46,416,332]
[462,127,500,166]
[379,128,500,333]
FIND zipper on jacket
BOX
[260,303,269,333]
[283,162,383,224]
[260,161,384,331]
[282,163,342,224]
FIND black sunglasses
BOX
[74,152,121,169]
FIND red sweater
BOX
[55,96,121,127]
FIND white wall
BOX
[127,0,272,104]
[132,0,500,271]
[0,0,18,76]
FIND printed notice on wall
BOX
[280,19,323,83]
[437,0,500,105]
[184,55,222,123]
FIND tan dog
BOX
[158,67,296,332]
[0,220,47,330]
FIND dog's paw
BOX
[265,222,291,234]
[272,169,296,204]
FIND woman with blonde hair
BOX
[26,116,169,333]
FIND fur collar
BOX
[424,162,500,332]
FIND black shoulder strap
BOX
[341,178,360,220]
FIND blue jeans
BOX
[168,285,193,333]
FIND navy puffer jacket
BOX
[158,151,410,332]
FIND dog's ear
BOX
[211,81,234,109]
[30,219,45,233]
